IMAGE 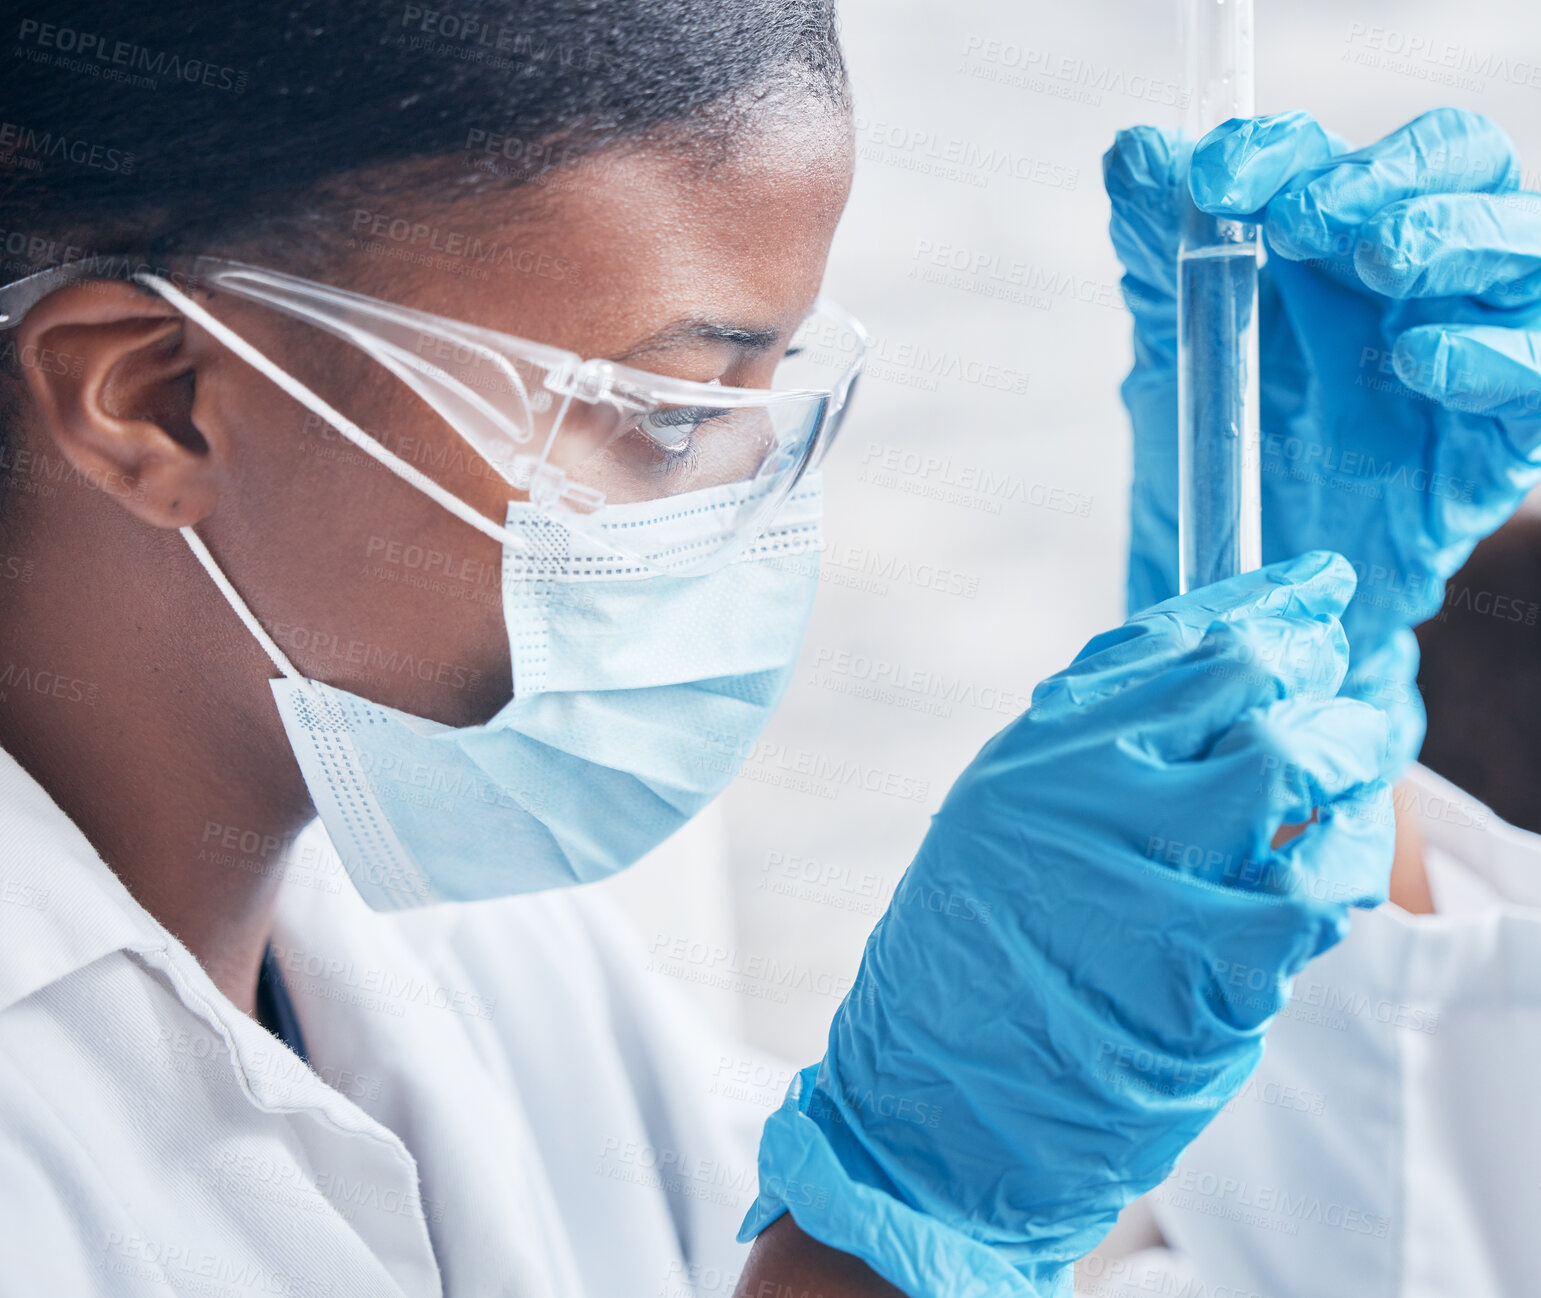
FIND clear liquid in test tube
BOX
[1177,0,1261,592]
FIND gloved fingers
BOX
[1132,696,1390,897]
[1059,550,1351,694]
[1193,108,1520,263]
[1208,695,1392,830]
[1186,608,1349,705]
[1104,124,1188,314]
[1187,109,1344,217]
[1391,327,1541,607]
[1053,557,1355,740]
[1338,627,1420,701]
[1338,629,1426,774]
[1135,550,1356,633]
[1263,778,1397,915]
[1354,192,1541,305]
[1113,613,1351,763]
[1393,323,1541,440]
[1182,782,1392,1035]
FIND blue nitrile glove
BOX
[1104,107,1541,771]
[740,553,1394,1298]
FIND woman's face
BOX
[184,111,854,727]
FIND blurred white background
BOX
[608,0,1541,1065]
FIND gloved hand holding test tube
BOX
[1178,0,1261,591]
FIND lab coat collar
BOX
[0,745,449,1296]
[1403,761,1541,910]
[0,744,169,1014]
[0,743,381,1114]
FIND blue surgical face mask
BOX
[163,285,823,909]
[260,482,820,908]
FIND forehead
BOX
[364,112,854,360]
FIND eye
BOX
[632,405,727,452]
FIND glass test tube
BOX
[1176,0,1261,593]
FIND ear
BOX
[10,279,223,528]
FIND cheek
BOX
[222,361,517,727]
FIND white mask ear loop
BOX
[179,524,316,691]
[135,271,531,555]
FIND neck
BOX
[0,484,313,1015]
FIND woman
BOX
[0,2,1487,1295]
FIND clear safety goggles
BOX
[0,257,867,574]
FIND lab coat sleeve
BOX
[406,884,795,1297]
[563,887,794,1281]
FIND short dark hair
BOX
[0,0,849,499]
[0,0,849,268]
[1416,512,1541,834]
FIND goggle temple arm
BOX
[133,270,540,556]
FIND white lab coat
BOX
[1079,763,1541,1298]
[0,745,780,1298]
[11,736,1534,1298]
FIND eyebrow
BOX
[614,317,785,361]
